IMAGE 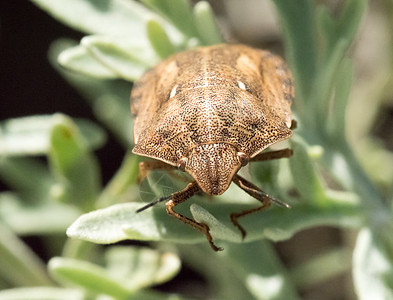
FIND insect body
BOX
[131,44,294,251]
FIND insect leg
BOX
[250,148,293,162]
[230,174,289,239]
[138,160,177,182]
[166,182,223,251]
[290,119,297,129]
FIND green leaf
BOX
[326,58,353,141]
[140,0,170,17]
[353,228,393,300]
[0,193,80,235]
[250,158,280,196]
[59,35,159,82]
[142,0,198,38]
[193,1,223,45]
[221,241,299,300]
[97,154,140,208]
[58,44,119,79]
[67,202,199,244]
[105,246,181,289]
[31,0,151,38]
[81,35,159,79]
[0,287,84,300]
[0,158,52,203]
[147,19,177,59]
[0,222,52,287]
[48,114,101,211]
[289,139,326,203]
[309,0,366,129]
[272,0,317,108]
[48,257,131,299]
[290,247,352,287]
[49,39,133,146]
[311,39,350,128]
[67,196,361,246]
[0,115,106,156]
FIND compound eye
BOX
[237,152,249,166]
[177,157,187,171]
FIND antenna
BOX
[136,195,171,213]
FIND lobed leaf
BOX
[67,196,361,247]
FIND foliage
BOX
[1,0,393,299]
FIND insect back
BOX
[131,44,294,251]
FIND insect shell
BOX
[131,44,294,251]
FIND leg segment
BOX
[230,174,272,239]
[290,119,297,130]
[166,181,223,251]
[251,148,293,162]
[138,160,177,183]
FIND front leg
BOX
[251,148,293,162]
[136,181,223,251]
[230,174,290,239]
[166,182,223,251]
[138,160,177,183]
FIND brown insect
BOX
[131,44,294,251]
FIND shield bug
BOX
[131,44,294,251]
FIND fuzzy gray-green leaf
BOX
[353,228,393,300]
[31,0,150,38]
[49,115,101,211]
[0,115,106,156]
[105,246,181,289]
[58,44,119,79]
[147,19,177,59]
[193,1,223,45]
[0,287,84,300]
[48,257,131,299]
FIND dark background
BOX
[0,0,126,183]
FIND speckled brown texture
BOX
[131,44,294,196]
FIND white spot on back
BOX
[170,85,177,98]
[237,81,246,91]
